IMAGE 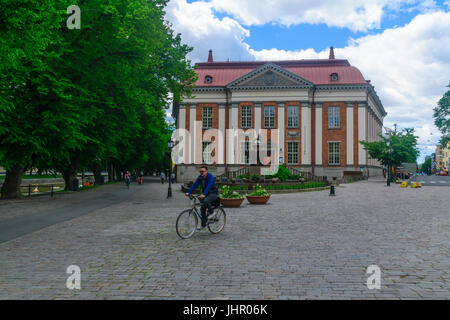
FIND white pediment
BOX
[227,63,314,88]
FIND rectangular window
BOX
[328,142,340,165]
[240,140,250,164]
[264,106,275,128]
[241,106,252,128]
[202,141,213,164]
[287,142,299,165]
[287,106,299,128]
[328,106,340,128]
[202,107,213,129]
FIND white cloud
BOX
[209,0,418,32]
[165,0,252,63]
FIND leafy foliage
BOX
[219,185,243,199]
[0,0,197,197]
[433,83,450,147]
[360,128,419,168]
[246,184,271,196]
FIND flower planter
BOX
[220,197,244,208]
[246,195,270,205]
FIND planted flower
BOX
[246,184,271,204]
[219,185,244,207]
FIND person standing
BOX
[160,172,165,184]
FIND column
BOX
[315,103,322,166]
[255,102,261,131]
[301,102,311,165]
[189,104,197,164]
[178,104,186,164]
[346,103,354,166]
[218,103,226,165]
[358,104,367,166]
[278,102,285,162]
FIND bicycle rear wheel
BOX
[176,209,198,239]
[208,207,226,234]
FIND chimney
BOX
[329,46,335,60]
[208,49,213,63]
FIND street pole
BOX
[386,139,391,187]
[167,140,175,199]
[167,164,172,198]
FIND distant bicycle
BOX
[176,194,226,239]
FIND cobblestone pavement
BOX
[0,178,448,299]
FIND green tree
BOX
[0,0,87,199]
[360,127,420,170]
[1,0,196,196]
[53,0,196,190]
[421,158,432,174]
[433,83,450,147]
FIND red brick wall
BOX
[284,102,301,166]
[196,104,219,165]
[322,102,347,168]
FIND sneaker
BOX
[207,211,216,219]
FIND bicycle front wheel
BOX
[208,207,226,234]
[176,209,198,239]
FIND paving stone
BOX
[0,177,448,299]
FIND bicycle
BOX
[176,194,226,239]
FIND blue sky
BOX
[166,0,450,163]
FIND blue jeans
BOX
[200,193,218,225]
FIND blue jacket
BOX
[187,173,218,196]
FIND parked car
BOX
[440,170,448,176]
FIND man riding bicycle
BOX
[185,166,218,228]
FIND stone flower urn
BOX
[246,195,271,205]
[220,198,244,208]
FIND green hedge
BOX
[222,182,326,192]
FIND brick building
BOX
[173,48,386,182]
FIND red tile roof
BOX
[194,59,368,87]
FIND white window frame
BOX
[202,107,213,129]
[287,106,299,128]
[202,141,213,164]
[287,141,299,165]
[241,105,252,128]
[328,106,340,129]
[264,106,276,128]
[328,142,340,165]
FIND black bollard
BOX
[329,183,336,196]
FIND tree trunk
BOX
[61,151,80,191]
[107,162,113,183]
[115,165,122,181]
[91,162,102,185]
[1,165,25,199]
[62,170,78,191]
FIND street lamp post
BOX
[167,139,175,199]
[386,139,391,187]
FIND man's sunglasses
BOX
[200,170,207,173]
